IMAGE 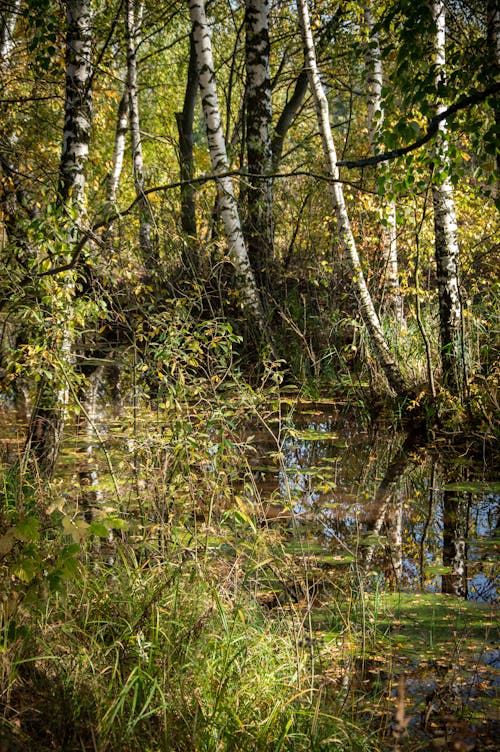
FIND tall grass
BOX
[0,377,381,752]
[0,534,378,752]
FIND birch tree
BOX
[108,90,129,207]
[297,0,410,396]
[0,0,20,61]
[244,0,274,288]
[187,0,268,338]
[364,1,404,324]
[126,0,154,261]
[26,0,93,477]
[430,0,464,396]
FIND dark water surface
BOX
[244,401,499,604]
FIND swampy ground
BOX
[1,390,499,751]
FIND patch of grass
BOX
[0,539,376,752]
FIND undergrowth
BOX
[0,534,376,752]
[0,380,381,752]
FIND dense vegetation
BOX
[0,0,498,749]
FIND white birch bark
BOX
[0,0,20,61]
[108,89,129,205]
[297,0,409,395]
[244,0,274,286]
[26,0,93,477]
[58,0,93,210]
[187,0,267,335]
[430,0,464,395]
[175,27,199,270]
[126,0,153,259]
[364,2,404,324]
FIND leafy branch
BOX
[336,83,500,169]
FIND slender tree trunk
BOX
[362,442,409,573]
[109,89,129,205]
[364,2,404,324]
[125,0,154,261]
[26,0,93,477]
[385,497,403,589]
[487,0,500,187]
[271,68,308,170]
[58,0,93,210]
[297,0,410,396]
[101,85,128,250]
[430,0,464,396]
[244,0,274,288]
[187,0,268,338]
[175,27,199,272]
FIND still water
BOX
[241,400,499,604]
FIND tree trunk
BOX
[0,0,20,61]
[297,0,410,396]
[364,2,404,324]
[175,27,199,272]
[244,0,274,289]
[430,0,464,396]
[26,0,93,478]
[108,89,129,206]
[271,68,308,171]
[58,0,93,210]
[187,0,268,338]
[126,0,154,261]
[487,0,500,187]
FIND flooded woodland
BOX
[1,0,499,749]
[1,390,498,751]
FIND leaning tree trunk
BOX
[297,0,410,396]
[271,67,308,170]
[244,0,274,289]
[364,1,404,324]
[187,0,268,338]
[430,0,464,396]
[175,26,199,272]
[26,0,93,477]
[108,89,129,206]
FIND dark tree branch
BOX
[337,83,500,169]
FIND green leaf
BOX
[14,516,40,542]
[88,521,111,538]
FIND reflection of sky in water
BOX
[253,416,499,603]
